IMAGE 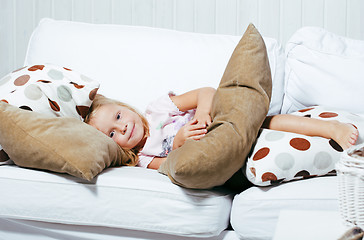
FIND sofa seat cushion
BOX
[0,165,233,238]
[230,176,339,240]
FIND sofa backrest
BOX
[24,18,285,115]
[282,26,364,115]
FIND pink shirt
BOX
[137,93,195,168]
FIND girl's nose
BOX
[120,124,127,135]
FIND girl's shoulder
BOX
[145,92,182,115]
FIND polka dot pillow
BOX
[0,64,99,166]
[0,64,99,119]
[244,106,364,186]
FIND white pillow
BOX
[281,27,364,115]
[0,64,99,120]
[245,106,364,186]
[25,18,285,115]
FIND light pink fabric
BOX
[137,93,195,168]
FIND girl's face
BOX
[89,104,145,149]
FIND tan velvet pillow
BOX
[158,24,272,189]
[0,102,127,180]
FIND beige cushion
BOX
[0,63,100,167]
[158,24,272,189]
[0,102,127,181]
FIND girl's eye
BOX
[110,131,115,138]
[116,113,121,120]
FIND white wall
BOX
[1,0,363,78]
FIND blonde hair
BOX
[84,94,149,166]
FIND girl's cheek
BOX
[117,135,126,145]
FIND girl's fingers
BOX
[191,118,211,127]
[187,129,207,137]
[188,134,206,140]
[188,118,198,125]
[188,122,207,130]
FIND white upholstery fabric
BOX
[282,26,364,114]
[18,19,360,240]
[0,165,233,237]
[25,18,285,115]
[231,176,339,240]
[19,18,288,238]
[0,218,240,240]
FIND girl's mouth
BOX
[129,124,135,139]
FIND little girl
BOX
[85,87,359,170]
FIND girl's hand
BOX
[193,111,212,127]
[173,119,207,149]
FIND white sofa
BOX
[0,18,363,240]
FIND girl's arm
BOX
[170,87,216,126]
[147,88,216,170]
[147,157,167,170]
[262,114,358,150]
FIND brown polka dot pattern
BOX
[270,179,285,185]
[70,82,85,89]
[19,105,33,111]
[329,139,343,152]
[262,172,277,182]
[302,174,317,179]
[290,138,310,151]
[14,75,30,86]
[253,147,270,160]
[28,65,45,71]
[89,88,98,101]
[250,167,256,177]
[245,105,364,186]
[319,112,338,118]
[0,64,100,121]
[76,106,90,119]
[294,170,310,177]
[37,80,52,83]
[298,107,314,113]
[48,98,61,112]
